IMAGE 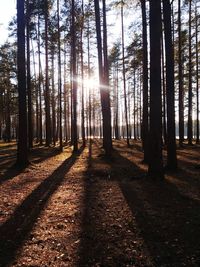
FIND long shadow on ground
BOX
[78,142,200,266]
[0,147,84,267]
[78,143,150,266]
[114,149,200,266]
[0,145,66,185]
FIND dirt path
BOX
[0,140,200,266]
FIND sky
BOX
[0,0,136,46]
[0,0,16,45]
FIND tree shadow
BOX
[0,145,67,185]
[113,150,200,266]
[78,143,200,266]
[78,144,148,266]
[0,147,84,267]
[30,146,64,164]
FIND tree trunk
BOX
[161,33,167,145]
[187,0,193,144]
[26,0,33,149]
[94,0,112,156]
[51,50,56,146]
[141,0,149,162]
[163,0,177,169]
[45,0,51,146]
[16,0,29,166]
[37,8,43,145]
[195,3,199,144]
[57,0,63,151]
[81,0,86,147]
[102,0,113,153]
[72,0,78,152]
[148,0,164,179]
[178,0,184,146]
[121,3,129,146]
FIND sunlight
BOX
[77,77,110,93]
[84,77,97,89]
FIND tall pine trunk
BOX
[72,0,78,151]
[121,3,129,146]
[26,0,33,149]
[81,0,86,147]
[57,0,63,151]
[45,0,51,146]
[141,0,149,162]
[178,0,184,146]
[94,0,112,156]
[148,0,164,179]
[195,3,199,144]
[163,0,177,169]
[187,0,193,144]
[16,0,29,166]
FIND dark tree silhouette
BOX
[16,0,29,167]
[148,0,164,179]
[163,0,177,170]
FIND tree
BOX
[120,1,129,146]
[178,0,184,146]
[148,0,164,179]
[80,0,86,147]
[195,1,199,144]
[163,0,177,169]
[16,0,29,167]
[94,0,112,156]
[187,0,193,144]
[71,0,78,152]
[44,0,51,146]
[57,0,63,151]
[140,0,149,162]
[26,0,33,149]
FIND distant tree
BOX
[109,43,121,140]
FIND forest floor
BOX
[0,139,200,267]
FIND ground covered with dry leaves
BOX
[0,140,200,267]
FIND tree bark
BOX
[94,0,112,156]
[16,0,29,166]
[148,0,164,179]
[72,0,78,152]
[178,0,184,146]
[140,0,149,162]
[163,0,177,169]
[187,0,193,144]
[45,0,51,146]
